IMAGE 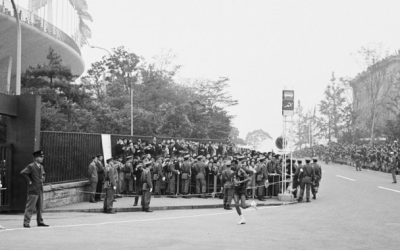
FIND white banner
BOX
[101,134,112,161]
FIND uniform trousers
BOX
[299,182,311,200]
[124,178,133,193]
[392,169,397,183]
[182,177,190,194]
[95,179,103,201]
[103,188,115,212]
[223,187,233,205]
[167,175,176,194]
[141,190,152,210]
[196,178,206,194]
[256,179,265,198]
[24,192,44,226]
[155,179,162,194]
[311,180,320,194]
[89,182,97,202]
[134,181,142,204]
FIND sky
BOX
[76,0,400,143]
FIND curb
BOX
[44,201,297,213]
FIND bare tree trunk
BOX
[370,112,376,145]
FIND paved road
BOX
[1,161,400,250]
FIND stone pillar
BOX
[0,56,12,94]
[7,94,41,212]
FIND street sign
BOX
[282,90,294,116]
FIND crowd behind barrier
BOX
[88,137,290,206]
[292,140,400,174]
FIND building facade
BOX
[351,54,400,133]
[0,0,91,94]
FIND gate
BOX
[0,144,11,212]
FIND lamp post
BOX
[11,0,21,95]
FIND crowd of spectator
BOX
[293,140,400,174]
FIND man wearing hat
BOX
[20,150,49,228]
[153,157,164,197]
[166,158,179,195]
[141,161,153,212]
[298,158,315,202]
[123,156,134,194]
[115,157,125,198]
[311,157,322,200]
[95,155,105,202]
[133,161,144,206]
[103,158,117,214]
[389,152,397,184]
[181,155,192,197]
[194,156,207,198]
[292,159,303,198]
[255,157,268,201]
[88,156,98,203]
[221,160,234,210]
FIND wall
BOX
[43,180,91,209]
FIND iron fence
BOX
[0,144,11,211]
[41,131,102,184]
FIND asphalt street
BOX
[1,161,400,250]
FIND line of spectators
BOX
[293,141,400,174]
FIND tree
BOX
[229,127,246,145]
[319,72,346,141]
[245,129,272,150]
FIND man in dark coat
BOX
[88,156,98,203]
[141,161,153,212]
[20,150,49,228]
[298,158,315,202]
[103,158,117,214]
[95,155,105,201]
[311,157,322,199]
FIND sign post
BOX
[278,90,295,202]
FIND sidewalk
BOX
[45,195,296,213]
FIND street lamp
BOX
[11,0,21,95]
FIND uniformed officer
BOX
[390,152,397,184]
[153,157,164,197]
[123,156,134,194]
[354,151,362,171]
[311,157,322,199]
[255,157,268,201]
[195,156,207,198]
[167,159,179,195]
[103,158,117,214]
[20,150,49,228]
[292,159,302,198]
[298,157,315,202]
[88,156,98,203]
[222,160,234,210]
[141,161,153,212]
[133,161,143,206]
[181,155,192,197]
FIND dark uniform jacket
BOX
[141,169,153,190]
[95,161,105,181]
[256,162,268,181]
[105,166,117,188]
[301,163,315,184]
[20,162,45,195]
[312,163,322,180]
[195,161,206,179]
[221,168,233,186]
[124,161,134,179]
[88,161,98,183]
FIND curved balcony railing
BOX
[0,0,81,55]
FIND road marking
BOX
[378,186,400,193]
[0,206,279,233]
[336,175,355,181]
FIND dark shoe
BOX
[258,198,266,201]
[89,201,97,203]
[226,205,232,210]
[393,182,397,184]
[145,209,153,212]
[106,211,116,214]
[38,223,49,227]
[313,194,316,199]
[154,195,161,198]
[23,224,30,228]
[306,199,311,203]
[297,198,303,202]
[113,199,117,202]
[223,204,227,210]
[133,202,138,206]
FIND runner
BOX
[231,160,258,225]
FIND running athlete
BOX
[231,160,258,225]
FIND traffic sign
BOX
[282,90,294,116]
